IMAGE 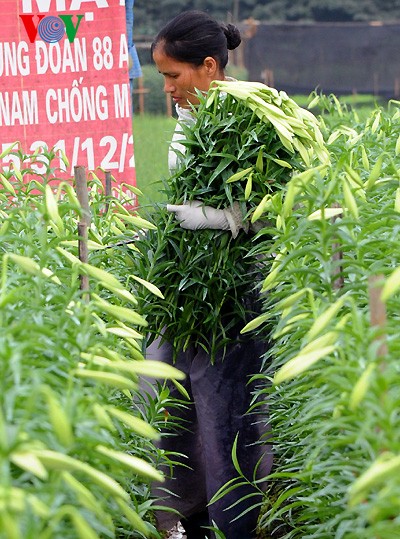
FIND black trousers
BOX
[146,335,272,539]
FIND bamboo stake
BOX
[331,203,344,290]
[105,170,112,213]
[368,274,388,358]
[78,222,89,293]
[74,166,91,295]
[75,166,91,227]
[331,242,344,290]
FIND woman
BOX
[147,11,272,539]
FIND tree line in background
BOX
[135,0,400,35]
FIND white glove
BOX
[166,200,245,238]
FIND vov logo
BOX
[20,14,84,43]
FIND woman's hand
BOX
[166,200,245,238]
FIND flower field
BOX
[0,157,183,538]
[1,91,400,538]
[239,95,400,538]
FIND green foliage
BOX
[133,113,176,208]
[245,96,400,537]
[133,64,170,116]
[252,0,380,21]
[225,64,249,82]
[0,152,184,538]
[135,0,400,35]
[3,91,400,537]
[132,81,328,361]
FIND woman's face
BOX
[153,45,221,108]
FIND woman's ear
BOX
[203,56,219,77]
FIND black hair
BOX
[151,10,241,69]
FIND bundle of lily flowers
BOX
[135,81,329,361]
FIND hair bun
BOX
[223,23,241,50]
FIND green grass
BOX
[132,114,176,209]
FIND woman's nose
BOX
[164,79,175,94]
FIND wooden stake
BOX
[331,242,344,290]
[166,93,173,117]
[74,166,91,295]
[368,274,388,357]
[331,202,344,290]
[105,170,112,213]
[132,76,149,115]
[74,166,91,227]
[78,222,89,293]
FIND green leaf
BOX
[381,266,400,301]
[364,154,384,190]
[45,184,64,234]
[306,296,347,341]
[226,167,253,183]
[92,294,147,327]
[105,407,160,440]
[10,452,48,480]
[69,508,100,539]
[0,141,19,159]
[308,207,343,220]
[349,453,400,506]
[273,345,336,384]
[129,274,164,299]
[115,498,150,536]
[73,369,137,390]
[126,359,185,381]
[240,312,272,333]
[114,212,157,230]
[96,445,164,482]
[231,434,243,476]
[33,450,130,500]
[348,363,376,411]
[82,263,123,289]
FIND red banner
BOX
[0,0,135,194]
